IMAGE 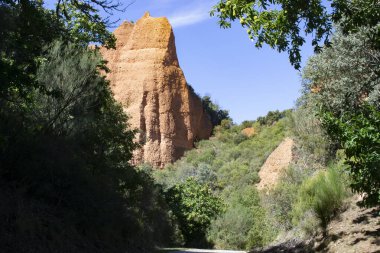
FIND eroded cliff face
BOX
[100,12,212,168]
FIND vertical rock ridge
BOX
[100,13,212,167]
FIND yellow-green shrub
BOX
[292,165,349,232]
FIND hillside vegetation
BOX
[149,111,292,249]
[147,20,380,251]
[1,0,378,252]
[0,2,175,252]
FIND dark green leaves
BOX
[210,0,332,69]
[165,178,223,247]
[211,0,379,69]
[322,105,380,206]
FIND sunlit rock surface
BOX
[100,12,212,168]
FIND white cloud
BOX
[168,8,209,28]
[163,0,217,28]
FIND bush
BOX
[0,41,176,252]
[201,95,231,127]
[292,165,349,233]
[256,110,291,126]
[164,178,223,247]
[322,104,380,206]
[261,163,316,238]
[208,188,273,250]
[301,26,380,206]
[156,114,293,249]
[291,103,335,166]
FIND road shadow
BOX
[250,240,314,253]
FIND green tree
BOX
[202,95,230,127]
[322,105,380,206]
[54,0,125,48]
[210,0,380,69]
[0,0,120,101]
[164,178,223,247]
[0,39,178,252]
[0,0,178,251]
[256,109,290,126]
[301,27,380,206]
[0,0,62,98]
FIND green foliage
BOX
[0,0,119,102]
[156,114,292,249]
[55,0,120,48]
[260,161,325,241]
[302,27,380,117]
[210,0,380,69]
[292,103,334,166]
[0,0,63,98]
[301,26,380,206]
[263,166,307,231]
[256,109,291,126]
[322,104,380,206]
[241,120,255,128]
[201,95,230,127]
[164,178,223,247]
[0,40,176,252]
[292,166,349,232]
[209,189,274,249]
[0,0,179,252]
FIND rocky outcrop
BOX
[241,127,255,137]
[100,12,212,168]
[257,137,294,190]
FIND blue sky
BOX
[46,0,315,123]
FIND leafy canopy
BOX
[322,105,380,206]
[164,178,223,247]
[210,0,380,69]
[202,95,230,127]
[55,0,127,48]
[0,0,123,104]
[301,27,380,206]
[0,0,179,251]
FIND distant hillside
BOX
[152,110,293,249]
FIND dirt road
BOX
[171,249,246,253]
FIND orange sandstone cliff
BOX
[100,12,212,168]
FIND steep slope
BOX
[251,195,380,253]
[257,137,294,191]
[314,195,380,253]
[100,12,212,167]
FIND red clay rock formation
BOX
[241,127,255,137]
[100,12,212,168]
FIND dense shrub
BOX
[164,178,223,247]
[209,188,273,249]
[155,113,292,249]
[291,103,335,167]
[322,105,380,206]
[0,41,176,252]
[302,26,380,206]
[292,165,349,232]
[257,110,291,126]
[201,95,231,127]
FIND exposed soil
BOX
[250,195,380,253]
[313,195,380,253]
[257,137,294,191]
